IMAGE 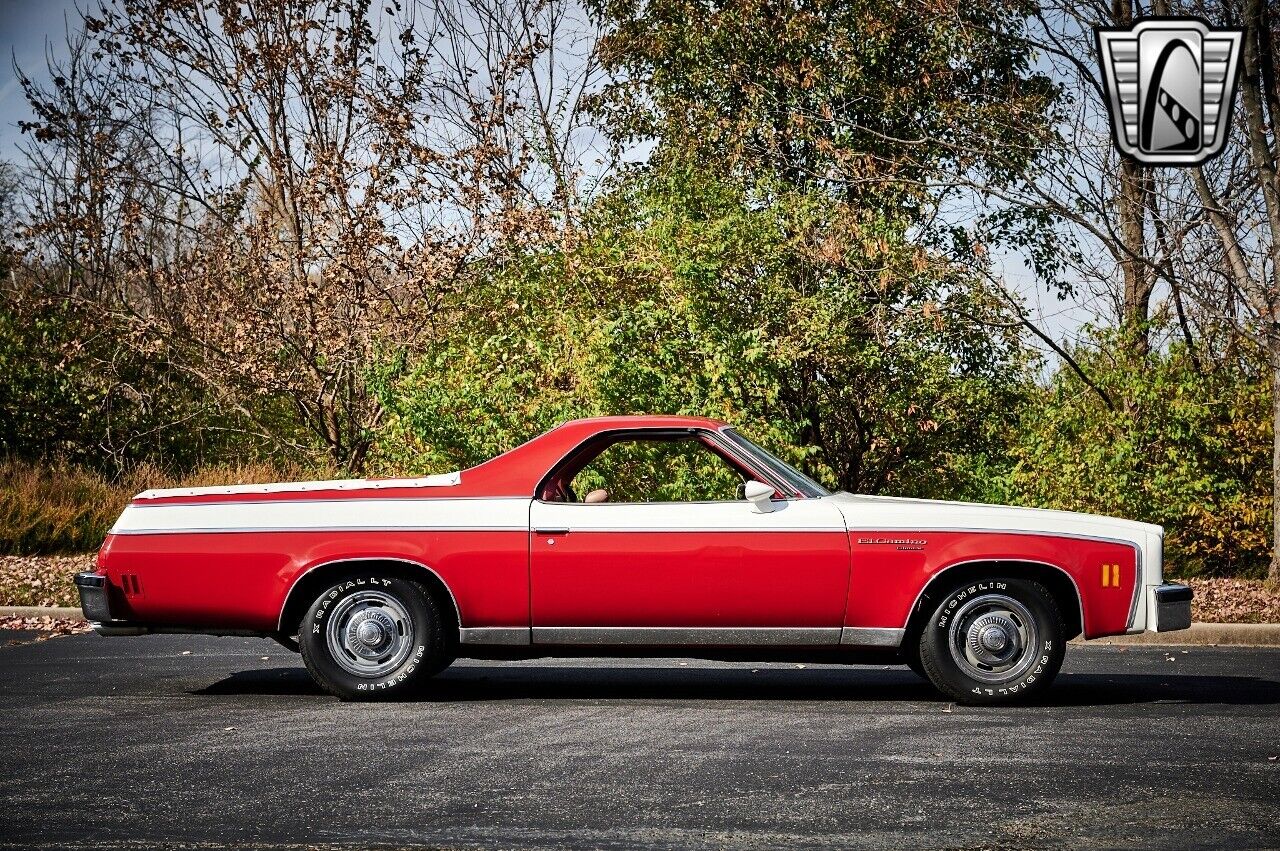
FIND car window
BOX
[571,437,745,503]
[720,428,831,498]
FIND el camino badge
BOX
[857,537,927,551]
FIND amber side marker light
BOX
[1100,563,1121,587]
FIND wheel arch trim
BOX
[277,556,463,635]
[902,558,1086,637]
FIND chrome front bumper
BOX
[1151,582,1192,632]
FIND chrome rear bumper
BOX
[74,572,147,635]
[1151,582,1193,632]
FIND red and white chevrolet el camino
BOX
[76,415,1191,703]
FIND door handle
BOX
[534,528,570,536]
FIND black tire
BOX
[299,573,448,701]
[917,576,1065,705]
[419,651,458,679]
[904,649,927,679]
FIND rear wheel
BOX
[299,573,449,700]
[917,577,1065,705]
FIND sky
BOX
[0,0,79,164]
[0,0,1097,356]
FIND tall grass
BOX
[0,458,329,554]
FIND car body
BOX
[76,415,1193,702]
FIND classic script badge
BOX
[856,537,927,551]
[1095,17,1243,166]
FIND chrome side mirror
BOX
[743,480,776,513]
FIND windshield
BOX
[721,428,831,499]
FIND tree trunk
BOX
[1266,270,1280,582]
[1112,0,1153,357]
[1272,351,1280,587]
[1117,163,1154,356]
[1239,0,1280,586]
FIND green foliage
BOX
[588,0,1057,209]
[573,437,744,503]
[0,286,278,475]
[374,171,1033,500]
[1005,331,1272,578]
[367,252,601,474]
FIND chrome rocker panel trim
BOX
[459,627,531,645]
[531,626,842,646]
[840,627,906,647]
[459,625,907,648]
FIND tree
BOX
[1082,0,1280,584]
[16,27,167,302]
[375,171,1035,498]
[0,162,16,278]
[550,0,1051,491]
[18,0,601,471]
[587,0,1057,213]
[938,1,1166,365]
[1222,0,1280,585]
[1009,327,1272,578]
[975,0,1280,583]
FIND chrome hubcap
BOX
[948,593,1039,684]
[325,590,415,678]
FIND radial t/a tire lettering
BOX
[298,573,447,701]
[917,577,1065,705]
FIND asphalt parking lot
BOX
[0,632,1277,850]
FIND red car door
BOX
[527,431,850,644]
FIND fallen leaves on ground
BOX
[0,554,95,607]
[0,615,92,635]
[1176,576,1280,624]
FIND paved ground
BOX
[0,633,1277,850]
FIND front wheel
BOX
[917,577,1065,705]
[299,573,448,701]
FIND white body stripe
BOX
[135,471,461,501]
[826,493,1161,540]
[529,498,847,532]
[111,496,529,535]
[111,490,1158,546]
